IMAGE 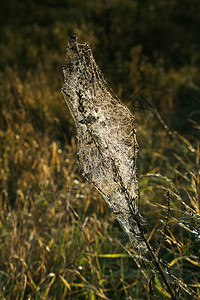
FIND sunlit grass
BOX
[0,63,199,299]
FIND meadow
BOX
[0,1,200,298]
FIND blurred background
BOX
[1,0,200,132]
[0,0,200,299]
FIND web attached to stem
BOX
[61,36,146,252]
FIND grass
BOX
[0,36,200,300]
[0,68,149,299]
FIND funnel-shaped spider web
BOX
[62,36,146,252]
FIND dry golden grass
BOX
[0,66,200,299]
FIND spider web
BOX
[61,36,146,252]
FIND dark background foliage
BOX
[0,0,200,132]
